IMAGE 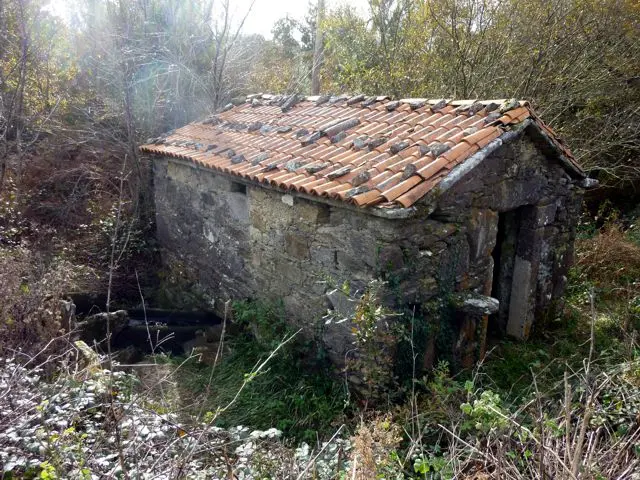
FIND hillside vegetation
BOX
[0,0,639,478]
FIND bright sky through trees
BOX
[44,0,369,38]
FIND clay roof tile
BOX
[141,96,580,211]
[381,175,422,201]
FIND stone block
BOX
[466,209,498,262]
[507,256,534,339]
[521,202,558,228]
[285,231,310,259]
[378,244,404,271]
[451,293,499,316]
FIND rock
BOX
[499,98,520,113]
[305,163,328,174]
[402,164,417,180]
[315,95,330,106]
[346,94,365,105]
[430,143,450,157]
[281,93,301,112]
[351,170,370,187]
[418,144,431,156]
[330,131,348,144]
[74,340,101,370]
[485,102,500,113]
[251,152,270,166]
[202,115,221,125]
[385,101,400,111]
[300,131,322,147]
[431,99,447,112]
[390,141,410,154]
[451,293,499,316]
[284,159,304,172]
[263,162,278,172]
[322,118,360,138]
[484,112,502,124]
[345,185,370,198]
[326,166,351,180]
[353,136,368,150]
[76,310,129,343]
[247,122,262,132]
[362,96,378,107]
[367,137,387,150]
[468,101,485,115]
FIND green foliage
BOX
[413,453,451,479]
[346,281,401,402]
[460,390,509,433]
[321,0,640,189]
[232,299,289,350]
[165,300,347,443]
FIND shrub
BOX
[0,247,90,357]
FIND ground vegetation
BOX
[0,0,639,478]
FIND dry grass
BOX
[575,225,640,295]
[350,414,403,479]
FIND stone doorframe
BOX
[500,202,556,339]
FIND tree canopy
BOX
[0,0,639,190]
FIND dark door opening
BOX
[490,208,525,334]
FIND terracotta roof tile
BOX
[396,173,446,208]
[351,189,383,206]
[417,157,449,180]
[381,175,422,201]
[140,95,581,210]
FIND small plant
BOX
[346,280,401,402]
[349,415,404,480]
[460,389,510,433]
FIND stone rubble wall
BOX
[153,131,582,368]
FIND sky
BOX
[234,0,369,37]
[45,0,370,38]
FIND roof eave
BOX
[154,154,417,220]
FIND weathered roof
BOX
[140,94,583,211]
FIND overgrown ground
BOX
[157,301,349,444]
[1,185,639,478]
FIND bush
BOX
[0,247,91,357]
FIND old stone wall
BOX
[153,130,582,368]
[425,130,583,349]
[154,157,452,363]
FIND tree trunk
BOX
[311,0,325,95]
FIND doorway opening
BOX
[490,206,528,333]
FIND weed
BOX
[163,300,348,443]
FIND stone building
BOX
[140,94,590,367]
